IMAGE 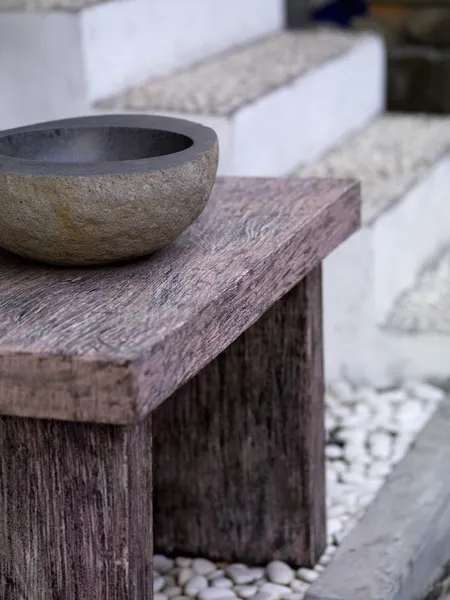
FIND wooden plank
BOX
[0,416,153,600]
[153,266,326,566]
[306,398,450,600]
[0,177,360,424]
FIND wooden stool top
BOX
[0,177,359,424]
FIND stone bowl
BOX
[0,114,219,266]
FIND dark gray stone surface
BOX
[388,46,450,113]
[306,398,450,600]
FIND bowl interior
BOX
[0,126,194,164]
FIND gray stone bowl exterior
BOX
[0,114,219,266]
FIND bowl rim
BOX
[0,114,218,177]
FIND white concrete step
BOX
[382,249,450,383]
[96,28,385,176]
[298,115,450,385]
[0,0,284,129]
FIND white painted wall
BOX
[0,12,86,130]
[0,0,283,129]
[82,0,284,102]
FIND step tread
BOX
[0,0,100,9]
[298,114,450,224]
[97,28,367,117]
[386,249,450,335]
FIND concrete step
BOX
[381,249,450,383]
[96,28,385,176]
[0,0,283,129]
[298,114,450,385]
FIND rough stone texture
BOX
[388,46,450,114]
[297,114,450,224]
[387,248,450,334]
[0,115,219,265]
[97,29,365,116]
[405,8,450,46]
[306,398,450,600]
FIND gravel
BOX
[153,380,445,600]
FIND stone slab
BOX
[387,247,450,334]
[306,397,450,600]
[97,28,368,116]
[388,46,450,114]
[298,114,450,225]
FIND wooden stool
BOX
[0,177,359,599]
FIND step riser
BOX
[130,36,385,177]
[0,0,283,129]
[82,0,284,103]
[373,154,450,324]
[0,12,87,130]
[323,228,376,384]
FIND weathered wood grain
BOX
[153,266,326,567]
[0,416,153,600]
[0,177,360,424]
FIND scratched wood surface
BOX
[0,416,152,600]
[0,177,360,423]
[153,266,326,566]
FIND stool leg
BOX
[0,416,152,600]
[153,265,326,566]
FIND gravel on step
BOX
[153,380,445,600]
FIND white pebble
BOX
[368,461,391,479]
[155,595,168,600]
[296,568,318,584]
[328,504,347,519]
[369,432,392,460]
[314,564,325,574]
[164,587,182,598]
[327,460,346,475]
[325,445,343,459]
[185,575,208,597]
[329,380,354,402]
[248,594,272,600]
[154,555,175,574]
[193,558,217,576]
[154,577,166,593]
[378,389,408,404]
[176,558,193,568]
[234,585,258,598]
[289,579,309,593]
[212,578,233,589]
[178,568,194,587]
[282,594,305,600]
[266,561,294,585]
[197,588,236,600]
[226,565,256,585]
[327,518,343,538]
[249,568,265,580]
[208,570,225,581]
[341,470,365,486]
[318,553,331,567]
[259,583,291,599]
